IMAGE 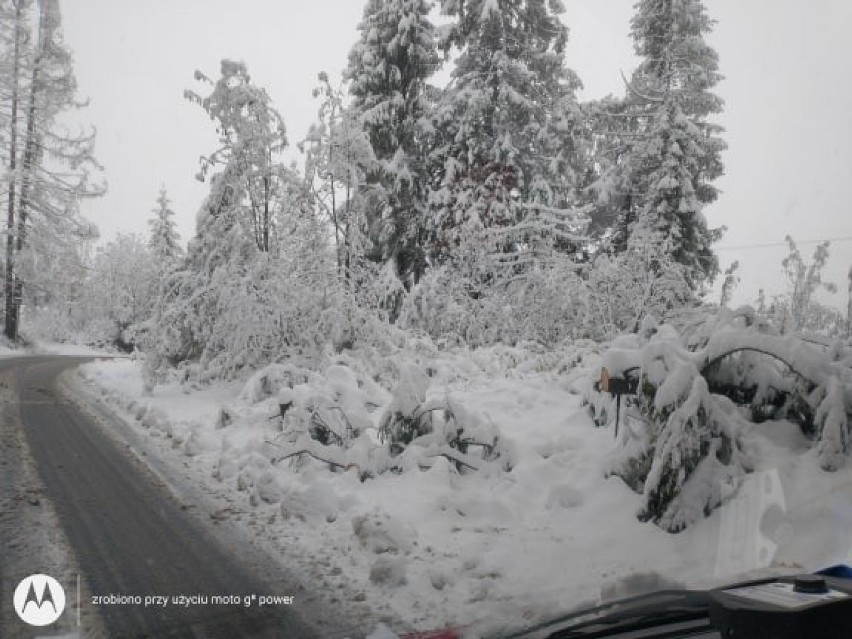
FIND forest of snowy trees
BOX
[136,0,740,376]
[2,0,851,531]
[3,0,849,359]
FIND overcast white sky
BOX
[57,0,852,307]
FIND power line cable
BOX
[715,235,852,251]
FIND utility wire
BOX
[715,235,852,251]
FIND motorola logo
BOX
[13,574,66,626]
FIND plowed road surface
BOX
[0,356,329,638]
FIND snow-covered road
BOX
[2,355,352,638]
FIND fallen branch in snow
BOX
[412,404,455,423]
[701,345,810,383]
[427,448,480,473]
[700,329,850,388]
[266,441,365,476]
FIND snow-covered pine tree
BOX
[147,187,183,264]
[582,94,638,241]
[344,0,440,289]
[0,0,103,340]
[604,0,726,295]
[427,0,587,275]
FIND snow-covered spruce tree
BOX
[1,0,30,336]
[0,0,103,340]
[600,0,726,297]
[147,187,183,265]
[344,0,440,292]
[585,317,754,532]
[581,94,638,241]
[428,0,587,265]
[403,0,589,345]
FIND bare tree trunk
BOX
[13,0,47,338]
[4,0,25,341]
[846,266,852,338]
[262,175,269,252]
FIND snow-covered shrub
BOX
[590,320,752,532]
[399,222,702,348]
[639,377,752,531]
[585,308,852,531]
[252,358,513,480]
[378,363,513,473]
[397,262,515,348]
[273,363,375,450]
[352,509,416,555]
[580,240,694,340]
[814,377,851,471]
[239,363,311,404]
[377,363,432,451]
[398,253,590,348]
[769,236,843,337]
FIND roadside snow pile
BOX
[584,307,852,532]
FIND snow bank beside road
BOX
[30,339,120,358]
[73,346,852,636]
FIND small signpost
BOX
[595,366,639,438]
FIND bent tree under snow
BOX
[585,308,852,532]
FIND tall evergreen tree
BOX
[147,187,183,263]
[0,0,103,340]
[344,0,440,287]
[603,0,726,294]
[427,0,587,272]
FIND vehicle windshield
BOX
[1,1,851,638]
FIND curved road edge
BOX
[2,355,359,638]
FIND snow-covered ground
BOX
[70,347,852,637]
